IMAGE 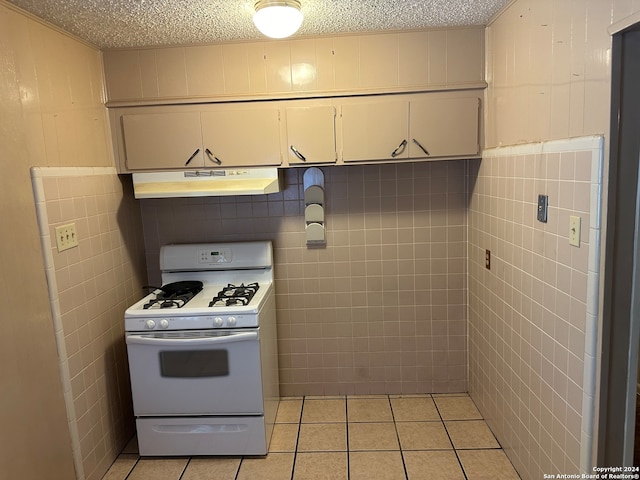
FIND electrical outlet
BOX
[55,223,78,252]
[569,216,581,247]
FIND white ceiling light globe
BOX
[253,1,303,39]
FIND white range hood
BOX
[132,168,281,199]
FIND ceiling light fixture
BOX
[253,0,303,39]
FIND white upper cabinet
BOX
[409,97,480,158]
[340,100,410,162]
[201,109,282,167]
[285,106,337,164]
[122,112,204,170]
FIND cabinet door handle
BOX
[205,148,222,165]
[184,148,200,166]
[390,139,407,158]
[290,145,306,162]
[412,138,430,156]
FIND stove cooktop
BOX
[124,281,273,331]
[141,282,261,310]
[128,282,271,315]
[125,242,274,331]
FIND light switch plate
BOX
[55,223,78,252]
[569,216,581,247]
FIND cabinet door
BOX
[201,109,282,167]
[286,106,337,164]
[340,101,409,162]
[122,112,203,170]
[409,97,480,158]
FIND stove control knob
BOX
[213,317,224,327]
[227,316,237,327]
[160,319,170,329]
[145,320,156,329]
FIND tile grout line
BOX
[177,458,190,480]
[288,395,306,480]
[433,396,471,480]
[388,394,411,480]
[233,455,241,480]
[123,455,142,480]
[345,395,351,480]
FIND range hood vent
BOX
[132,168,281,199]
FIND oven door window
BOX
[159,350,229,378]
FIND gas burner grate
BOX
[143,293,195,309]
[143,283,203,309]
[209,283,259,307]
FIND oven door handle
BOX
[126,331,258,346]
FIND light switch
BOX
[569,216,581,247]
[55,223,78,252]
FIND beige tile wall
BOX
[141,162,471,396]
[483,0,640,477]
[1,2,122,479]
[485,0,640,148]
[31,167,147,480]
[468,137,603,479]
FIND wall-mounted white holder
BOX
[303,167,326,245]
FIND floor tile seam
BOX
[351,447,458,452]
[394,419,446,423]
[388,393,435,398]
[441,415,485,421]
[389,396,443,423]
[443,418,488,422]
[443,418,503,449]
[430,396,447,423]
[459,417,506,450]
[236,455,254,480]
[121,455,142,480]
[296,448,349,453]
[346,394,389,399]
[345,395,351,479]
[346,419,396,424]
[178,458,193,480]
[434,399,470,480]
[304,395,346,400]
[453,446,504,451]
[300,420,349,424]
[289,404,305,480]
[386,395,411,480]
[455,448,523,480]
[432,393,471,397]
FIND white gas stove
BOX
[125,242,274,330]
[124,241,279,456]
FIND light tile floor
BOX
[102,394,521,480]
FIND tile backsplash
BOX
[141,161,472,396]
[31,167,147,480]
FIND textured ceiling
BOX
[6,0,512,49]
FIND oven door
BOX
[126,329,264,416]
